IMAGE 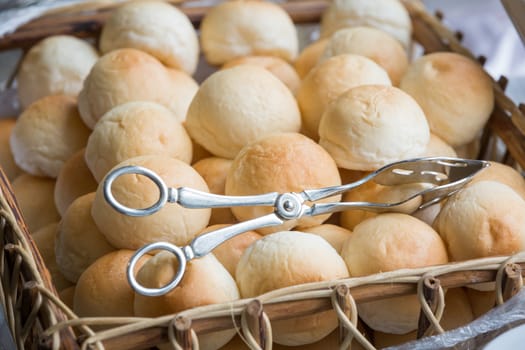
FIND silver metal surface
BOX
[127,241,188,297]
[105,157,489,296]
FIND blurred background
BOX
[0,0,524,109]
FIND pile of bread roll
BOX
[1,0,525,348]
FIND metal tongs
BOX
[103,157,489,296]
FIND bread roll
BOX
[294,39,328,79]
[319,85,429,171]
[200,0,298,65]
[100,0,198,74]
[272,330,365,350]
[223,55,300,93]
[468,161,525,200]
[165,68,199,122]
[74,250,149,318]
[236,231,349,345]
[466,288,496,319]
[92,155,211,249]
[78,48,174,129]
[434,181,525,261]
[424,133,458,158]
[199,224,261,276]
[339,181,382,231]
[186,66,301,159]
[374,287,474,347]
[341,213,448,333]
[85,101,192,182]
[56,193,116,283]
[400,52,494,147]
[338,168,368,185]
[440,288,475,330]
[297,54,391,140]
[340,181,437,230]
[54,148,98,216]
[134,253,239,350]
[0,118,22,181]
[59,285,76,310]
[454,137,481,159]
[191,138,213,164]
[320,27,408,85]
[225,133,341,235]
[192,158,237,225]
[32,223,73,291]
[17,35,98,109]
[12,174,61,232]
[320,0,412,49]
[299,224,352,253]
[10,95,90,178]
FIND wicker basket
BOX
[1,1,525,349]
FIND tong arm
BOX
[189,213,284,259]
[176,188,279,209]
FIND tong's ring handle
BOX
[127,241,187,297]
[104,165,169,217]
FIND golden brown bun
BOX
[434,180,525,261]
[134,252,239,316]
[0,118,22,181]
[320,27,408,85]
[440,287,475,330]
[468,161,525,200]
[191,138,213,164]
[54,148,97,216]
[320,0,412,49]
[375,287,474,347]
[85,101,192,182]
[297,54,391,140]
[319,85,429,171]
[59,285,76,310]
[32,223,73,291]
[236,231,349,345]
[100,1,198,74]
[92,155,211,249]
[56,193,116,283]
[424,133,458,158]
[78,48,174,129]
[17,35,98,109]
[294,39,328,79]
[400,52,494,147]
[272,330,366,350]
[165,68,199,122]
[342,213,448,275]
[223,55,300,93]
[193,157,237,225]
[466,288,496,319]
[299,224,352,253]
[340,180,383,231]
[200,0,298,65]
[10,95,90,178]
[185,66,301,159]
[341,213,448,334]
[12,174,61,232]
[74,250,149,318]
[199,224,261,276]
[338,168,369,185]
[134,252,239,350]
[225,133,341,235]
[340,181,436,230]
[454,137,481,159]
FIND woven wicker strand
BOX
[30,255,525,350]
